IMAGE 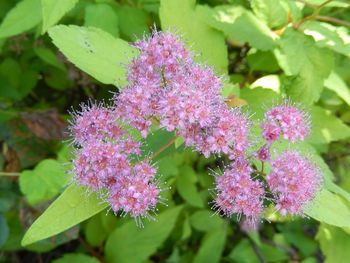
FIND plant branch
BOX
[0,172,20,176]
[78,236,106,263]
[148,136,177,160]
[315,15,350,27]
[294,0,334,29]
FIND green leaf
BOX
[41,0,79,33]
[160,0,228,74]
[251,0,289,29]
[324,71,350,106]
[208,5,276,51]
[21,184,108,246]
[247,50,280,73]
[240,87,280,120]
[251,75,281,93]
[105,206,183,263]
[0,0,41,38]
[52,253,99,263]
[19,159,68,205]
[302,21,350,57]
[275,28,334,105]
[116,6,150,41]
[308,106,350,144]
[259,243,289,262]
[85,213,108,247]
[190,210,224,232]
[34,47,66,71]
[317,223,350,263]
[84,3,119,37]
[48,25,138,87]
[0,214,9,247]
[193,228,226,263]
[176,166,204,208]
[304,189,350,227]
[229,239,260,263]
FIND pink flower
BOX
[257,145,270,162]
[73,141,132,191]
[213,158,264,221]
[262,101,310,143]
[69,103,123,145]
[108,161,160,219]
[267,150,323,216]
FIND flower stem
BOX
[0,172,20,176]
[148,136,177,160]
[294,0,333,29]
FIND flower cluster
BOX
[213,158,265,222]
[71,104,159,219]
[116,31,250,158]
[261,101,310,144]
[69,30,323,224]
[267,151,323,216]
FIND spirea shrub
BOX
[69,31,323,225]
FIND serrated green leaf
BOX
[19,159,68,205]
[193,228,226,263]
[160,0,228,74]
[0,0,41,38]
[302,21,350,57]
[48,25,138,87]
[324,71,350,106]
[308,106,350,144]
[84,3,119,37]
[317,223,350,263]
[41,0,79,33]
[208,5,276,50]
[251,0,289,29]
[21,184,108,246]
[105,206,183,263]
[275,28,333,105]
[304,189,350,227]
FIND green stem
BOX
[0,172,20,176]
[148,136,177,160]
[294,0,333,29]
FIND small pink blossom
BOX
[69,104,123,145]
[267,150,323,216]
[213,158,264,221]
[262,101,310,143]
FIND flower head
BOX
[213,158,264,221]
[262,101,310,143]
[108,161,160,219]
[69,103,123,145]
[267,150,323,216]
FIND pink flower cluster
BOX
[262,101,310,143]
[116,31,250,158]
[213,158,265,222]
[267,151,323,216]
[69,31,323,224]
[71,104,159,219]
